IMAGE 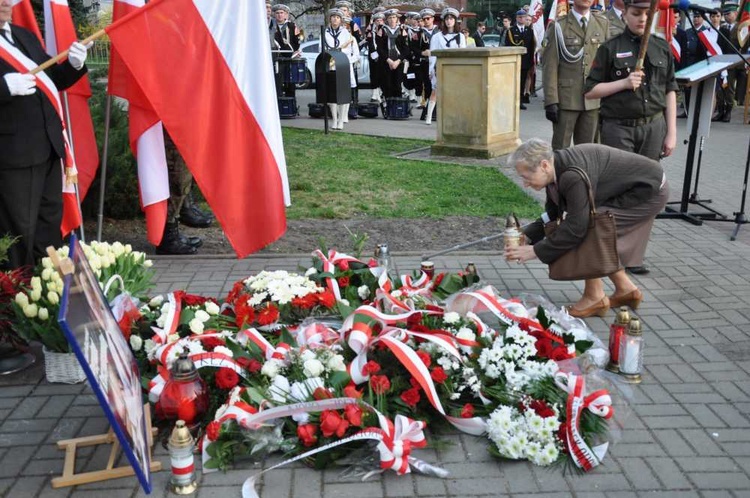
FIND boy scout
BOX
[542,0,609,149]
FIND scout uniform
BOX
[584,0,679,161]
[366,10,386,103]
[542,8,609,149]
[324,8,353,130]
[418,8,440,119]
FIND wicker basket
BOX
[43,347,86,384]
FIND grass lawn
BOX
[283,128,540,220]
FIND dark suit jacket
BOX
[524,144,664,263]
[472,31,485,47]
[0,24,87,169]
[505,25,535,69]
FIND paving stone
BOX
[689,472,750,489]
[617,457,662,490]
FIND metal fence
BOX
[87,39,110,67]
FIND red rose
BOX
[361,360,381,376]
[337,260,350,271]
[200,336,225,350]
[369,375,391,395]
[257,303,280,326]
[406,313,422,327]
[215,368,240,390]
[206,421,221,441]
[529,399,555,418]
[236,357,263,373]
[430,367,448,384]
[409,377,422,390]
[416,350,431,368]
[343,382,363,399]
[316,290,337,309]
[551,347,573,362]
[234,401,258,414]
[344,404,363,426]
[182,293,208,307]
[337,276,350,288]
[313,387,333,400]
[400,387,421,408]
[460,403,475,418]
[410,324,430,334]
[297,424,319,447]
[234,295,255,328]
[320,410,350,438]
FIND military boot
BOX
[156,222,198,255]
[179,192,214,228]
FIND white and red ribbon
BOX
[312,249,365,300]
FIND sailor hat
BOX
[442,7,460,19]
[420,8,436,18]
[272,4,290,13]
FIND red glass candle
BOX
[156,353,209,427]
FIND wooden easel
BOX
[52,404,163,488]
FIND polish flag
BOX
[656,8,680,63]
[108,0,170,246]
[11,0,43,45]
[106,0,290,258]
[697,27,721,56]
[529,0,545,47]
[43,0,99,203]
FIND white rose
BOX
[30,277,41,291]
[300,349,316,362]
[47,291,59,306]
[149,295,164,307]
[205,301,220,315]
[194,310,211,323]
[304,267,317,277]
[15,292,29,307]
[443,311,460,324]
[357,285,370,300]
[213,346,234,358]
[303,358,325,378]
[326,354,347,372]
[261,360,280,378]
[23,303,38,318]
[130,335,143,351]
[30,289,41,302]
[38,307,49,321]
[188,318,205,334]
[456,327,476,342]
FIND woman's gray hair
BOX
[507,138,553,171]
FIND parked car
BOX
[295,39,370,89]
[483,34,502,47]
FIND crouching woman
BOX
[504,139,669,318]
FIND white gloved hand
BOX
[3,73,37,96]
[67,41,92,70]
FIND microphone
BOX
[669,0,716,14]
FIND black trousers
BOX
[0,156,63,270]
[382,65,403,99]
[418,62,432,100]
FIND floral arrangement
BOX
[12,241,154,352]
[0,236,29,349]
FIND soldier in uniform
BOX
[584,0,678,274]
[542,0,609,149]
[716,2,742,122]
[271,4,300,99]
[605,0,626,39]
[418,8,440,119]
[505,9,536,110]
[366,9,386,103]
[377,9,410,104]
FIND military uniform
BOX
[605,7,625,39]
[505,15,536,107]
[584,28,679,160]
[542,10,609,149]
[716,4,743,121]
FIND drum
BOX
[280,58,307,84]
[308,103,331,119]
[278,97,298,119]
[385,98,410,120]
[357,102,379,118]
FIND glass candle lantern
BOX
[420,261,434,279]
[168,419,198,495]
[156,353,209,428]
[607,307,631,373]
[503,213,522,254]
[618,317,644,383]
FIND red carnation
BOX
[551,347,573,362]
[416,350,432,368]
[362,360,381,376]
[344,404,363,426]
[313,387,334,400]
[529,399,555,418]
[535,338,553,358]
[236,357,263,373]
[400,387,421,408]
[337,276,350,288]
[206,421,221,441]
[200,336,225,350]
[430,367,448,384]
[257,303,280,326]
[369,375,391,395]
[344,382,363,399]
[461,403,475,418]
[297,424,319,447]
[316,290,336,309]
[215,368,240,390]
[234,295,255,328]
[320,410,350,438]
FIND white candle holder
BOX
[618,317,643,383]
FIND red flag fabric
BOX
[10,0,43,44]
[105,0,290,258]
[43,0,99,202]
[108,0,169,247]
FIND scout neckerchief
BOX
[276,21,293,51]
[383,24,401,59]
[444,31,461,47]
[326,25,342,49]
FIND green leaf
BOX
[536,306,551,329]
[279,327,296,347]
[575,340,594,355]
[327,370,351,389]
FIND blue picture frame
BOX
[57,235,152,493]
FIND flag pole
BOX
[61,91,86,243]
[635,0,661,72]
[96,95,113,242]
[29,29,107,75]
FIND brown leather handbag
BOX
[543,167,621,281]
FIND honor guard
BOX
[377,9,410,103]
[418,8,440,119]
[505,9,536,109]
[542,0,609,149]
[324,8,353,130]
[715,2,742,122]
[366,10,386,103]
[584,0,678,164]
[271,4,300,99]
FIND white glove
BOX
[67,41,91,70]
[3,73,36,96]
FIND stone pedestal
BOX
[430,47,526,159]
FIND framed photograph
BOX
[57,235,152,493]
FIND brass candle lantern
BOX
[618,317,644,384]
[420,261,435,279]
[168,420,198,494]
[607,307,631,373]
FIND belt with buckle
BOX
[603,113,663,127]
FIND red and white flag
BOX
[697,27,721,56]
[656,8,680,63]
[108,0,170,247]
[529,0,545,48]
[11,0,43,44]
[106,0,290,258]
[43,0,99,203]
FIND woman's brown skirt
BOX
[601,179,670,268]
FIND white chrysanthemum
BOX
[189,318,205,334]
[213,346,233,358]
[38,307,49,321]
[194,310,211,323]
[248,292,268,307]
[205,301,220,315]
[443,311,460,324]
[456,327,476,342]
[155,314,167,329]
[130,335,143,351]
[186,341,205,355]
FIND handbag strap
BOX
[563,166,597,217]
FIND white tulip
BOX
[38,307,49,321]
[30,289,41,302]
[112,241,125,257]
[42,257,53,269]
[47,291,59,305]
[30,277,41,291]
[204,301,220,315]
[15,292,29,307]
[41,268,53,281]
[143,259,153,268]
[149,295,164,307]
[194,310,211,323]
[23,303,38,318]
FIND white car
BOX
[296,39,371,89]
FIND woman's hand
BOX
[504,245,537,264]
[661,130,676,158]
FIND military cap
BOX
[623,0,652,8]
[372,12,385,20]
[372,6,386,14]
[407,11,421,19]
[271,4,290,13]
[515,9,528,16]
[343,15,352,23]
[722,2,739,13]
[442,7,460,19]
[420,8,436,18]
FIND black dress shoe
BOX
[520,103,527,110]
[626,266,650,275]
[522,94,530,104]
[180,202,214,228]
[156,222,198,255]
